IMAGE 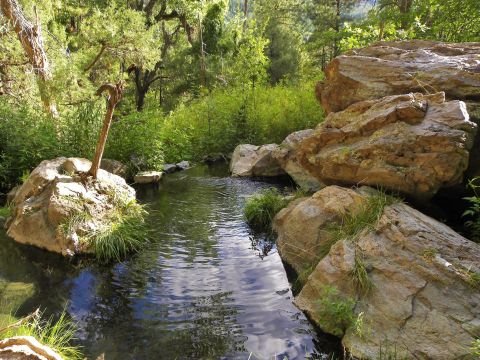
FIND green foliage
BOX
[351,255,372,296]
[244,188,288,231]
[315,285,356,337]
[0,206,10,218]
[326,189,399,244]
[472,339,480,357]
[292,263,316,294]
[0,310,82,360]
[61,194,148,262]
[463,177,480,242]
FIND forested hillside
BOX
[0,0,478,193]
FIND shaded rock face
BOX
[295,92,477,198]
[230,144,285,177]
[5,158,136,256]
[0,336,63,360]
[272,130,323,191]
[100,159,127,179]
[275,186,480,359]
[316,40,480,114]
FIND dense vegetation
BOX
[1,0,478,194]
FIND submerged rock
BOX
[0,336,63,360]
[5,157,137,256]
[272,130,323,191]
[293,92,477,198]
[176,161,190,171]
[316,40,480,113]
[134,171,163,184]
[275,186,480,359]
[100,159,128,179]
[163,164,177,174]
[230,144,285,177]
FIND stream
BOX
[0,164,339,359]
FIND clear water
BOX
[0,164,339,359]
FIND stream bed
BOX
[0,164,339,359]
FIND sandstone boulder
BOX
[163,164,178,174]
[100,159,128,179]
[0,336,63,360]
[272,130,323,191]
[294,92,477,198]
[5,157,136,256]
[230,144,285,177]
[316,40,480,114]
[134,171,163,184]
[275,186,480,359]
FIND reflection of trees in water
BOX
[81,278,245,359]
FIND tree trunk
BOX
[333,0,341,57]
[397,0,413,30]
[89,82,124,179]
[198,13,206,87]
[0,0,57,116]
[243,0,248,31]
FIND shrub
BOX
[0,309,82,360]
[463,177,480,242]
[315,285,356,337]
[244,188,289,231]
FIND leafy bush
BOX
[315,285,356,337]
[0,310,82,360]
[244,188,289,231]
[463,177,480,242]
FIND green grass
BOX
[325,189,399,244]
[351,255,373,296]
[314,285,356,337]
[292,263,316,294]
[0,310,82,360]
[60,191,149,262]
[244,188,289,232]
[0,205,10,218]
[472,339,480,357]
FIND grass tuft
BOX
[325,189,399,244]
[244,188,289,232]
[60,190,149,262]
[351,255,373,296]
[0,205,11,218]
[0,309,82,360]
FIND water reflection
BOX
[0,164,339,359]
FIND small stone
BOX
[163,164,177,173]
[134,171,163,184]
[176,161,190,171]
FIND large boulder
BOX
[230,144,285,177]
[134,171,163,184]
[293,92,477,198]
[316,40,480,114]
[0,336,63,360]
[272,130,323,191]
[275,186,480,359]
[5,157,136,256]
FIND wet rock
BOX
[275,185,480,359]
[5,157,136,256]
[230,144,285,177]
[294,92,477,199]
[202,153,228,165]
[316,40,480,113]
[163,164,177,174]
[272,130,323,191]
[100,159,127,179]
[0,336,63,360]
[176,161,190,171]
